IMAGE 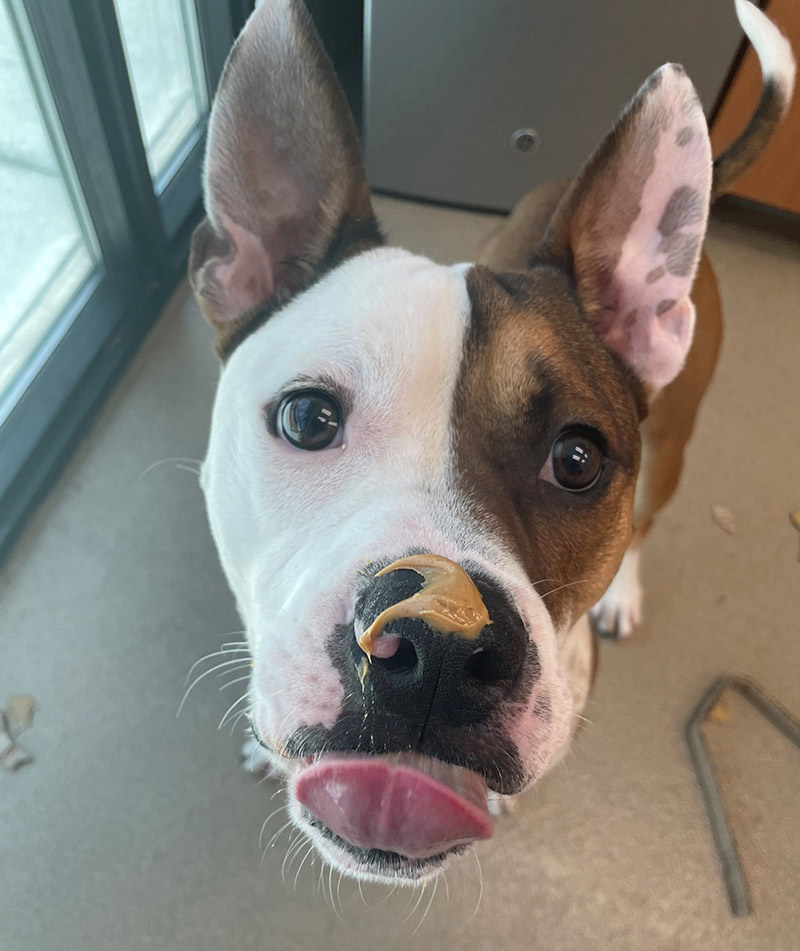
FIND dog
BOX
[188,0,794,884]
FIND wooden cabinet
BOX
[711,0,800,214]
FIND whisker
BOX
[411,875,439,937]
[375,881,398,907]
[571,711,597,728]
[471,851,484,919]
[336,869,344,916]
[265,819,294,852]
[317,862,332,912]
[281,834,303,883]
[217,661,253,679]
[404,882,427,923]
[184,647,250,686]
[541,579,590,599]
[228,709,252,734]
[257,763,279,785]
[178,657,252,715]
[285,833,311,884]
[293,843,315,890]
[218,693,250,730]
[357,877,368,907]
[259,805,288,852]
[139,457,203,480]
[219,674,252,692]
[328,865,340,919]
[261,821,292,868]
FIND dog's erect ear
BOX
[189,0,380,354]
[539,64,712,391]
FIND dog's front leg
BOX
[589,543,643,640]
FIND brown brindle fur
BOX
[475,180,723,586]
[453,264,646,632]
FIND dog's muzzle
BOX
[289,554,533,861]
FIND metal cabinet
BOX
[364,0,743,211]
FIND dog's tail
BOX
[711,0,796,200]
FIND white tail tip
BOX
[734,0,796,103]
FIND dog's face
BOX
[190,0,711,882]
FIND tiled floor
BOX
[0,195,798,950]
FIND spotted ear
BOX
[189,0,381,356]
[540,64,712,391]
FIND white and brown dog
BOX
[188,0,794,883]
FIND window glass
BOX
[0,0,98,408]
[113,0,208,186]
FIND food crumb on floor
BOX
[711,503,737,536]
[790,510,800,561]
[708,699,732,723]
[0,694,36,772]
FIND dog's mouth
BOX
[290,751,493,878]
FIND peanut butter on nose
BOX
[357,554,491,658]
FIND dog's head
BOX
[190,0,711,882]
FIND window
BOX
[113,0,207,184]
[0,0,247,561]
[0,0,98,408]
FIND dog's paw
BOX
[589,547,642,639]
[488,792,519,819]
[240,736,278,776]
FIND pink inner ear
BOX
[606,296,695,390]
[202,218,275,322]
[593,66,711,390]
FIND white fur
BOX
[559,615,595,716]
[201,248,575,792]
[589,545,643,639]
[735,0,796,102]
[240,735,277,775]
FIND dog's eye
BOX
[545,428,605,492]
[278,390,342,450]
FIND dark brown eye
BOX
[279,390,342,450]
[550,429,605,491]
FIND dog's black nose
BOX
[351,557,529,729]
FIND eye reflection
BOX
[550,430,604,491]
[278,390,342,450]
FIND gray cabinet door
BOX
[365,0,742,211]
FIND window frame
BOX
[0,0,250,562]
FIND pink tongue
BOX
[294,758,493,859]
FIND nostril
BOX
[371,637,418,675]
[464,647,508,685]
[371,633,402,659]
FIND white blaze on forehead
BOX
[204,247,473,569]
[202,247,475,737]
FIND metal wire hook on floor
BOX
[686,674,800,918]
